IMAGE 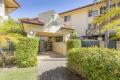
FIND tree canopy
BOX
[92,6,120,39]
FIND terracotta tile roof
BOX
[20,18,45,26]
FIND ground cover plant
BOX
[0,67,37,80]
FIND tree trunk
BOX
[104,0,111,48]
[0,45,6,67]
[104,31,109,48]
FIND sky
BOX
[10,0,93,19]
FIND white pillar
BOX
[0,0,5,17]
[0,0,8,19]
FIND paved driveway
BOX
[37,52,82,80]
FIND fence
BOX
[81,40,117,49]
[81,40,100,47]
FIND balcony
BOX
[86,28,100,36]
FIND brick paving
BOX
[37,52,81,80]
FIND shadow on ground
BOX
[39,52,66,58]
[38,67,85,80]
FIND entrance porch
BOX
[37,32,67,55]
[20,18,74,55]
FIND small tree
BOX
[0,17,21,67]
[67,32,81,50]
[93,7,120,39]
[92,0,120,47]
[0,35,18,67]
[70,32,78,39]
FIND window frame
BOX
[88,10,98,17]
[55,36,63,42]
[100,6,106,14]
[64,15,71,22]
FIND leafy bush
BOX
[0,57,3,66]
[67,39,81,50]
[5,56,16,65]
[15,37,39,67]
[68,47,120,80]
[70,32,78,39]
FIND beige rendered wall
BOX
[23,23,43,37]
[52,34,70,55]
[60,11,93,37]
[59,2,106,37]
[53,42,67,55]
[71,11,88,37]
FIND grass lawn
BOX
[0,67,37,80]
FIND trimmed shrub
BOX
[68,47,120,80]
[70,32,78,39]
[67,39,81,50]
[15,37,39,67]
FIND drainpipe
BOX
[104,0,110,48]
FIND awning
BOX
[36,32,55,37]
[61,24,74,30]
[5,0,20,13]
[20,18,45,26]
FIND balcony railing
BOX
[86,28,100,36]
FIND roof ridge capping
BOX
[20,18,45,26]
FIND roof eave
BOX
[5,0,20,13]
[59,1,105,15]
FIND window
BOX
[110,4,116,8]
[64,15,71,22]
[88,24,92,30]
[55,36,63,42]
[100,6,106,14]
[88,10,98,17]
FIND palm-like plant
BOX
[93,7,120,39]
[93,7,120,30]
[92,0,120,47]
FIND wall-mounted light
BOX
[29,31,34,35]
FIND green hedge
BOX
[67,39,81,50]
[15,37,39,67]
[68,47,120,80]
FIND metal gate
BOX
[108,40,117,49]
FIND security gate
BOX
[108,40,117,49]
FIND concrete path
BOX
[37,52,81,80]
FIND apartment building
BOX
[20,10,73,55]
[0,0,20,19]
[59,1,120,39]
